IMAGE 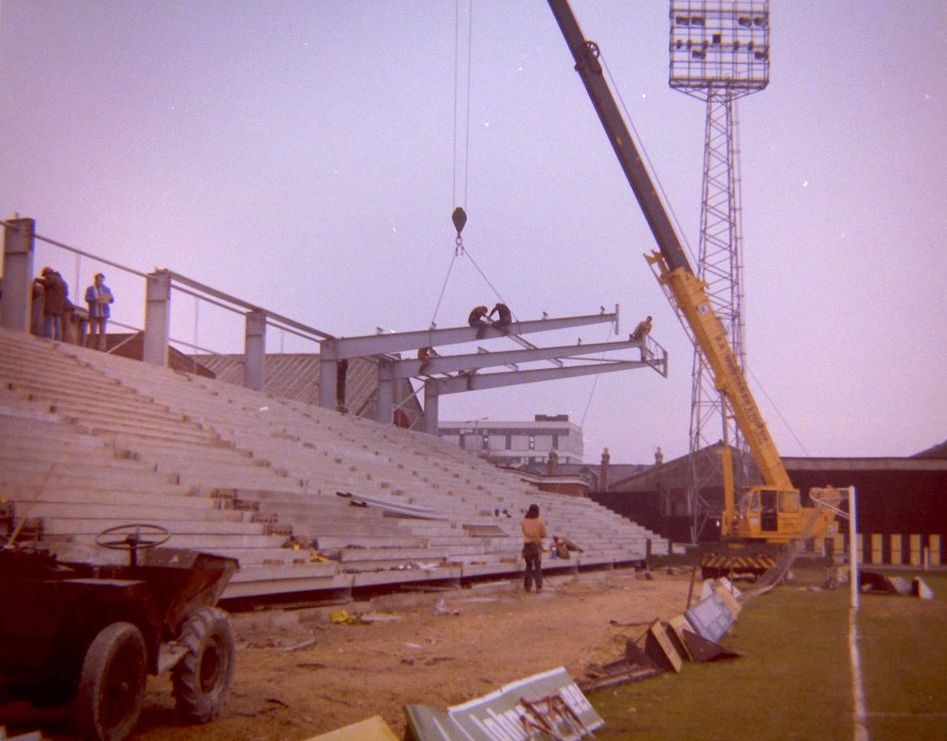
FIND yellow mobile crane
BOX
[547,0,840,574]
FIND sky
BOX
[1,1,945,465]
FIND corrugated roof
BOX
[191,353,423,427]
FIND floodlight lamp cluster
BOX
[668,0,770,94]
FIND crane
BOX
[547,0,840,576]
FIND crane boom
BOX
[547,0,692,276]
[546,0,793,495]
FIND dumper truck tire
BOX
[74,621,147,741]
[172,606,235,723]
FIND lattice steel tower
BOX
[669,2,769,541]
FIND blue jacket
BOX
[85,283,113,319]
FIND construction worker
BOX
[630,315,653,341]
[468,305,489,327]
[489,302,512,330]
[417,346,438,375]
[468,305,490,339]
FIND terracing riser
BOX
[2,380,188,425]
[221,487,353,504]
[1,388,197,433]
[0,358,124,389]
[0,451,159,475]
[40,518,268,536]
[149,455,277,473]
[0,416,112,443]
[313,535,429,550]
[228,562,340,584]
[253,500,395,519]
[208,546,329,567]
[225,563,344,596]
[0,465,183,487]
[338,546,452,563]
[54,430,218,458]
[113,438,246,459]
[0,478,198,502]
[423,536,499,548]
[61,406,215,436]
[289,522,412,538]
[174,471,305,491]
[340,559,453,574]
[23,501,247,522]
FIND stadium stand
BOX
[0,326,667,605]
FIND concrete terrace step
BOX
[314,534,429,550]
[207,546,327,567]
[0,327,669,604]
[0,464,183,487]
[23,501,246,522]
[339,546,456,563]
[0,482,208,506]
[223,569,351,600]
[40,517,265,536]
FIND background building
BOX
[438,414,583,467]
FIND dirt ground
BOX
[139,569,691,740]
[4,568,694,740]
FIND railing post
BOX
[423,380,439,436]
[244,309,266,391]
[1,218,36,333]
[143,269,171,367]
[376,358,394,424]
[318,339,338,410]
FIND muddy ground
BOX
[8,568,695,740]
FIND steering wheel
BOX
[96,523,171,566]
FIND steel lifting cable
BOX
[431,0,475,328]
[429,249,459,327]
[431,0,514,327]
[452,0,473,212]
[579,321,616,427]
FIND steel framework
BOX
[669,1,769,541]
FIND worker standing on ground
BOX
[521,503,548,593]
[488,302,512,331]
[630,315,653,341]
[468,305,490,339]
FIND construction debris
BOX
[582,578,743,693]
[404,666,601,740]
[859,571,935,599]
[302,714,400,740]
[583,639,662,692]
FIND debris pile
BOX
[583,577,743,693]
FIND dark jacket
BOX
[38,272,68,315]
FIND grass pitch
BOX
[590,568,947,740]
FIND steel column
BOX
[1,218,35,333]
[143,270,171,367]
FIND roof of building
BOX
[107,332,215,377]
[913,439,947,459]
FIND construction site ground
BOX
[5,567,689,740]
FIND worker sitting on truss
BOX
[468,305,490,339]
[489,302,512,331]
[417,345,439,376]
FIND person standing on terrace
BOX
[85,272,114,351]
[34,266,68,341]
